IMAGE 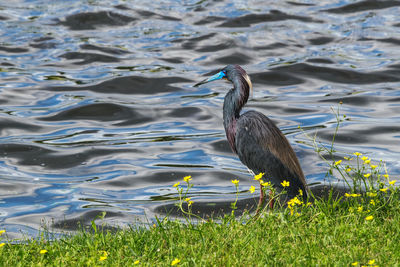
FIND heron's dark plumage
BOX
[196,64,307,200]
[235,111,306,196]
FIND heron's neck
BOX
[223,78,249,152]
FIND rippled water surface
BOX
[1,0,400,238]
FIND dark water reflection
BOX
[1,0,400,238]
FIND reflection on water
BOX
[1,0,400,238]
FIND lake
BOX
[1,0,400,238]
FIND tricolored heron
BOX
[194,64,307,208]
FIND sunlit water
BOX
[1,0,400,238]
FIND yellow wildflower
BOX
[40,249,48,254]
[365,215,373,221]
[185,198,194,206]
[379,188,388,193]
[183,176,192,182]
[367,192,377,197]
[389,180,396,185]
[306,202,312,207]
[357,206,363,213]
[293,197,303,205]
[351,262,358,266]
[334,160,342,166]
[298,189,303,196]
[0,243,5,248]
[363,173,371,178]
[346,168,351,172]
[261,181,271,187]
[281,180,290,187]
[99,251,107,261]
[287,197,303,207]
[289,208,294,216]
[346,193,361,198]
[361,156,368,161]
[231,179,239,185]
[370,199,375,206]
[344,156,351,160]
[0,230,5,235]
[368,259,375,265]
[173,182,180,188]
[294,197,303,205]
[134,260,140,265]
[370,164,377,170]
[364,159,371,164]
[171,258,181,266]
[254,172,264,180]
[353,152,362,156]
[249,186,255,193]
[383,174,389,178]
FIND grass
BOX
[1,191,400,266]
[1,104,400,266]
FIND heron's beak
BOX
[194,71,226,87]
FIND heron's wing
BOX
[235,111,307,193]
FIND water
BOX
[1,0,400,238]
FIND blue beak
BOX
[194,71,226,87]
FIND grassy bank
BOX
[1,184,400,266]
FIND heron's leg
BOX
[256,184,265,215]
[259,184,265,206]
[248,168,263,213]
[269,190,275,210]
[247,168,268,214]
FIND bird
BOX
[194,64,307,209]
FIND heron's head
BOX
[194,65,253,96]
